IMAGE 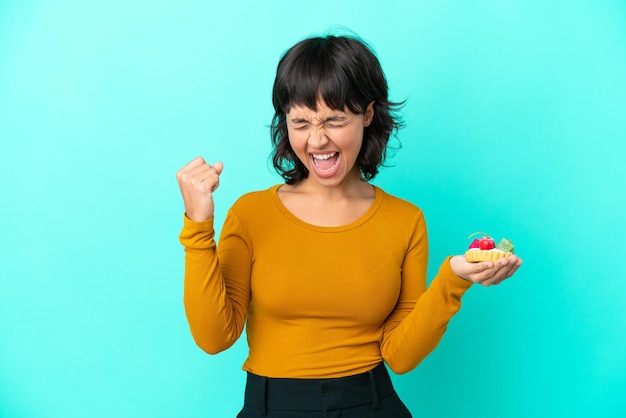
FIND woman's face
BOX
[286,100,374,187]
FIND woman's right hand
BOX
[176,157,224,222]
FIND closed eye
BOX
[289,116,350,130]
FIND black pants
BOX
[236,363,412,417]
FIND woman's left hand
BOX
[449,255,522,286]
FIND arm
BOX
[176,157,251,354]
[380,212,523,373]
[380,212,472,374]
[179,212,251,354]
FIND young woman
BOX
[176,34,522,417]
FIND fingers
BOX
[177,158,223,191]
[480,256,523,286]
[452,254,522,287]
[177,157,222,177]
[186,162,222,192]
[176,156,206,179]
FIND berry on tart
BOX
[465,232,515,262]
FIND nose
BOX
[307,126,329,148]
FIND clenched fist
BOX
[176,157,224,222]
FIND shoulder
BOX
[230,184,281,214]
[371,188,428,244]
[377,187,424,217]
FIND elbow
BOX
[198,342,227,356]
[382,342,437,375]
[385,358,421,375]
[190,330,235,355]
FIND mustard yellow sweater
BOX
[180,185,472,378]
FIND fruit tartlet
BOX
[465,232,515,262]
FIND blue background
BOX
[1,0,625,417]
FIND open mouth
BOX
[311,152,340,175]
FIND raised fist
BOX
[176,157,224,222]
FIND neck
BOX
[296,171,372,199]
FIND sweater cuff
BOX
[179,214,216,249]
[440,256,473,291]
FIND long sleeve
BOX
[179,210,251,354]
[179,186,473,378]
[380,212,473,374]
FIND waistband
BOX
[243,363,395,413]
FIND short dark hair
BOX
[270,34,404,184]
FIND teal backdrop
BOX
[1,0,625,417]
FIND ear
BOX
[363,101,375,127]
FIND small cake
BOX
[465,232,514,262]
